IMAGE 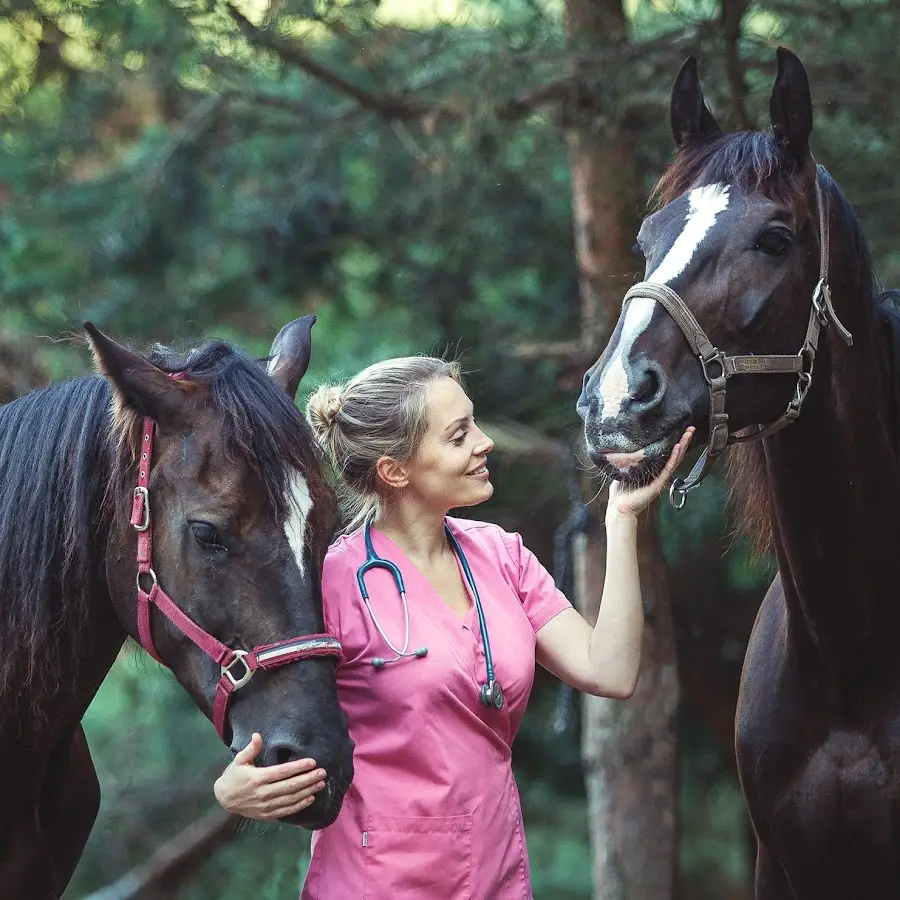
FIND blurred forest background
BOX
[2,0,899,897]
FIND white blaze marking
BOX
[596,183,730,420]
[284,471,313,575]
[647,183,730,285]
[599,296,656,419]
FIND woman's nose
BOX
[474,428,494,455]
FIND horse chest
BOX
[739,667,900,896]
[780,730,896,839]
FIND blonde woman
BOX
[214,356,693,899]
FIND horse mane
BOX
[0,376,115,713]
[651,131,882,556]
[0,338,335,716]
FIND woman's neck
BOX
[373,502,450,565]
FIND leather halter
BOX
[130,414,342,740]
[620,169,854,509]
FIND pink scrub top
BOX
[300,517,572,900]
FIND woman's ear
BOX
[375,456,410,491]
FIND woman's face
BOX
[402,377,495,512]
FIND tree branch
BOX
[226,3,707,130]
[226,3,424,119]
[80,808,240,900]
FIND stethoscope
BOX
[356,519,504,711]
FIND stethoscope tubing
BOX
[443,525,496,686]
[358,518,502,709]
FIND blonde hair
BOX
[307,356,462,532]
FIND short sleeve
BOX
[320,545,347,642]
[501,531,573,633]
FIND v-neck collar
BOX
[367,521,476,632]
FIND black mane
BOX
[0,376,114,710]
[0,338,334,715]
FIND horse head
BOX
[577,49,853,503]
[89,317,353,828]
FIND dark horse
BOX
[0,317,354,898]
[578,49,900,899]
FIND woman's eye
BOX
[754,228,793,257]
[190,521,225,551]
[452,431,468,446]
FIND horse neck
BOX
[763,311,900,662]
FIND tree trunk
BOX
[574,518,679,900]
[563,2,680,897]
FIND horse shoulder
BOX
[735,574,812,822]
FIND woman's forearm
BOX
[585,511,644,697]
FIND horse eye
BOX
[190,521,224,550]
[755,228,793,257]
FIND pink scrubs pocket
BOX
[363,814,473,900]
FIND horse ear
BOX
[84,322,190,425]
[770,47,813,165]
[670,56,722,147]
[267,315,316,400]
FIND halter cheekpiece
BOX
[621,167,854,508]
[130,409,342,740]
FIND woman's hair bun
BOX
[306,384,344,437]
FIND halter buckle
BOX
[812,279,830,327]
[812,279,854,346]
[221,649,254,690]
[132,486,150,532]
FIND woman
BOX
[214,356,693,899]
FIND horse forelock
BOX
[651,131,814,224]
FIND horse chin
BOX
[280,778,347,830]
[281,808,340,830]
[590,449,669,490]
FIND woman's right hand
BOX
[214,733,327,821]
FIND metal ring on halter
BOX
[700,349,727,385]
[221,649,254,690]
[136,568,158,592]
[669,480,688,509]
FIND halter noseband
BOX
[130,414,342,741]
[621,169,854,509]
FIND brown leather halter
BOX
[130,414,343,740]
[621,169,854,509]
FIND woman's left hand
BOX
[607,427,695,521]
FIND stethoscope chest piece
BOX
[481,679,504,711]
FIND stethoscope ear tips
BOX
[414,647,428,658]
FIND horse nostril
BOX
[263,743,301,767]
[631,361,666,409]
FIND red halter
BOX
[130,416,342,740]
